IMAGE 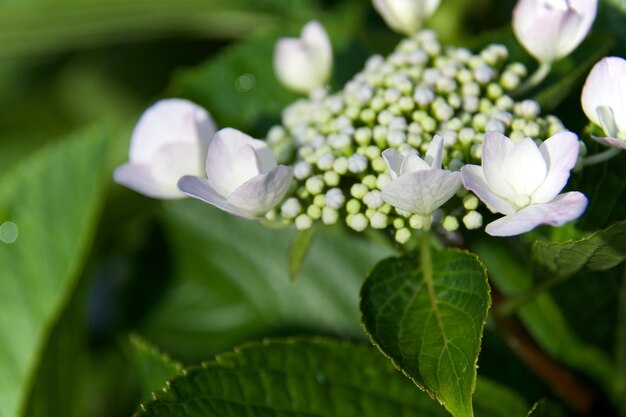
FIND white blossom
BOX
[581,56,626,149]
[461,131,588,236]
[372,0,440,35]
[273,21,332,93]
[114,99,215,199]
[513,0,597,64]
[178,128,293,219]
[381,135,462,216]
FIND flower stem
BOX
[582,147,621,166]
[513,62,552,96]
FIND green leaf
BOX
[472,238,617,399]
[0,128,110,417]
[138,200,396,360]
[171,31,299,133]
[360,248,491,417]
[134,338,526,417]
[129,334,183,400]
[288,227,316,281]
[533,220,626,277]
[617,267,626,417]
[0,0,315,60]
[574,146,626,230]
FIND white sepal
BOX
[372,0,441,35]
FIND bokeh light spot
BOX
[0,221,18,244]
[235,73,256,92]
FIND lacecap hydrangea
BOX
[265,30,566,244]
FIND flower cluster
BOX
[265,30,566,242]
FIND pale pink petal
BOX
[382,148,404,179]
[502,137,547,197]
[129,98,215,163]
[590,135,626,150]
[227,165,294,217]
[533,132,580,204]
[177,176,257,219]
[381,170,461,215]
[482,132,517,199]
[485,191,588,237]
[461,165,517,215]
[424,135,444,168]
[114,163,183,199]
[400,154,430,175]
[581,57,626,132]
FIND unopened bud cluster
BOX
[266,30,564,243]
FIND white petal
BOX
[581,56,626,132]
[381,169,461,215]
[532,132,580,204]
[485,192,588,237]
[227,165,294,217]
[400,154,430,175]
[382,148,404,179]
[482,132,517,199]
[590,135,626,150]
[114,163,183,199]
[129,98,215,163]
[502,137,547,197]
[373,0,440,35]
[273,21,332,93]
[205,128,269,197]
[425,134,444,168]
[461,165,517,215]
[177,175,257,219]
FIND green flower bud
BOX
[442,215,459,232]
[305,176,325,195]
[307,205,322,219]
[346,199,362,214]
[462,211,483,230]
[350,183,369,199]
[395,228,411,244]
[347,213,368,231]
[322,207,339,225]
[463,195,479,210]
[295,214,313,230]
[323,170,340,187]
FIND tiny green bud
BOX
[307,205,322,220]
[333,157,349,174]
[313,194,326,208]
[295,214,313,230]
[322,207,339,225]
[442,215,459,232]
[369,212,388,229]
[346,199,362,214]
[323,170,340,187]
[393,218,405,229]
[395,228,411,244]
[463,211,483,230]
[355,127,372,145]
[372,157,388,172]
[347,213,368,232]
[362,174,377,189]
[463,195,479,210]
[305,176,325,195]
[376,173,392,190]
[351,183,369,199]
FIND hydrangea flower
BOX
[461,131,588,236]
[178,128,293,219]
[372,0,441,35]
[114,99,216,199]
[273,21,332,94]
[581,56,626,149]
[513,0,597,64]
[381,135,461,218]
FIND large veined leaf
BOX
[533,220,626,277]
[138,200,395,360]
[0,128,110,417]
[133,338,527,417]
[360,249,491,417]
[472,239,617,399]
[129,334,183,400]
[0,0,316,60]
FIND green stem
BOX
[495,275,564,317]
[582,147,621,166]
[513,62,552,96]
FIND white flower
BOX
[114,98,216,199]
[513,0,597,64]
[372,0,440,35]
[273,21,332,93]
[177,128,293,219]
[381,135,462,216]
[581,56,626,149]
[461,132,588,237]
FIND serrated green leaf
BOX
[472,238,617,399]
[288,227,316,282]
[0,128,110,417]
[533,220,626,277]
[134,338,526,417]
[129,334,183,400]
[360,249,491,417]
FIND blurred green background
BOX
[1,0,625,416]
